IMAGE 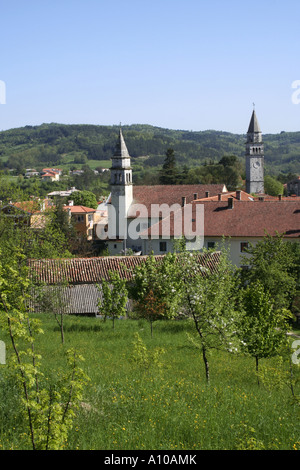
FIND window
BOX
[88,214,93,223]
[159,241,167,252]
[77,215,84,223]
[207,241,215,249]
[240,242,249,253]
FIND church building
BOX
[105,128,227,255]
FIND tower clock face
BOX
[253,161,260,169]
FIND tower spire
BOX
[247,109,262,135]
[113,127,130,158]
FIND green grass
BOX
[0,315,299,450]
[58,155,112,171]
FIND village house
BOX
[139,196,300,267]
[47,187,79,199]
[65,203,96,241]
[64,201,105,241]
[25,169,40,178]
[0,198,54,229]
[41,168,62,182]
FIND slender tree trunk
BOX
[55,314,64,344]
[60,314,64,344]
[46,385,53,450]
[289,358,295,397]
[202,345,210,382]
[183,278,210,382]
[27,317,40,400]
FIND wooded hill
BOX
[0,122,299,176]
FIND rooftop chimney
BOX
[218,193,222,201]
[228,197,234,209]
[68,200,74,206]
[258,196,265,202]
[182,196,186,207]
[278,194,282,201]
[236,190,241,201]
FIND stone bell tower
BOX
[109,128,133,239]
[245,109,265,194]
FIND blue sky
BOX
[0,0,300,133]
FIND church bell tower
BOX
[245,109,264,194]
[109,128,133,239]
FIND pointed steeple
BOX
[247,110,261,134]
[245,108,264,194]
[113,128,130,158]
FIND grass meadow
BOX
[0,314,299,450]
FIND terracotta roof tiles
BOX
[128,184,227,216]
[27,252,221,285]
[142,200,300,239]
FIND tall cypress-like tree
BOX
[159,148,179,185]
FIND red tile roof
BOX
[142,200,300,239]
[10,199,54,214]
[12,200,42,213]
[195,190,254,202]
[195,191,300,203]
[42,168,62,173]
[27,252,221,284]
[129,184,227,215]
[64,206,96,214]
[203,200,300,238]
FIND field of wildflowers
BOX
[0,314,299,450]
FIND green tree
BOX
[129,253,181,335]
[264,175,284,196]
[0,202,73,260]
[219,155,237,167]
[241,234,298,312]
[71,190,98,209]
[177,248,240,382]
[97,271,128,329]
[0,248,89,450]
[159,148,179,185]
[239,281,291,384]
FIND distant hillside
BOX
[0,123,299,175]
